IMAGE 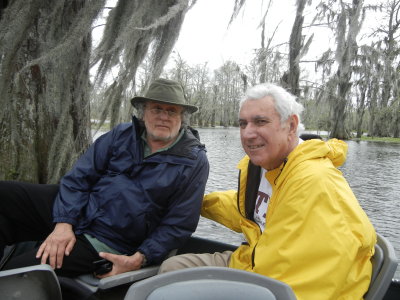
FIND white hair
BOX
[241,83,305,135]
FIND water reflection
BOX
[194,128,245,245]
[195,128,400,279]
[341,140,400,279]
[199,128,244,194]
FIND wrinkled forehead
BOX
[239,96,279,117]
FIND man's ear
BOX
[289,114,299,134]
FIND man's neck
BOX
[286,135,300,154]
[147,138,176,153]
[143,129,184,155]
[266,136,299,171]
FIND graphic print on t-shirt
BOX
[254,191,270,230]
[254,168,272,231]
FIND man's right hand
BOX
[36,222,76,269]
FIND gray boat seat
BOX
[124,266,297,300]
[70,249,177,293]
[364,233,398,300]
[75,264,160,292]
[0,264,62,300]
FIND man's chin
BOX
[149,133,176,142]
[248,156,268,169]
[248,156,262,166]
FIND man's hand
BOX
[36,222,76,269]
[95,251,145,278]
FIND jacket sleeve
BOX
[137,149,209,264]
[201,155,249,232]
[202,190,244,233]
[253,161,375,300]
[52,128,118,226]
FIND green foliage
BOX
[357,136,400,143]
[6,170,20,181]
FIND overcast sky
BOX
[171,0,298,69]
[171,0,382,71]
[94,0,382,76]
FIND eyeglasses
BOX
[148,107,180,118]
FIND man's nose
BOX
[158,110,170,119]
[241,123,257,138]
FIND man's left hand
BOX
[95,251,145,278]
[36,222,76,269]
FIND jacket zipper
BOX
[251,225,262,269]
[251,244,256,268]
[237,169,245,217]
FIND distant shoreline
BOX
[91,123,400,144]
[351,136,400,143]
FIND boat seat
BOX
[71,264,160,293]
[0,264,62,300]
[58,248,177,297]
[364,232,398,300]
[124,266,297,300]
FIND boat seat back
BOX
[0,264,62,300]
[124,266,297,300]
[371,242,384,283]
[143,279,277,300]
[364,233,398,300]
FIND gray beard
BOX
[146,132,178,143]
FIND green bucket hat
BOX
[130,78,198,114]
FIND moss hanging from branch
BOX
[92,0,194,129]
[0,0,97,182]
[0,0,195,183]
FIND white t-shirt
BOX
[254,168,272,231]
[253,138,304,231]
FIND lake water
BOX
[193,127,400,279]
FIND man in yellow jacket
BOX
[159,82,376,300]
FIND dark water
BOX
[194,127,400,279]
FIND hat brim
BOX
[130,96,198,114]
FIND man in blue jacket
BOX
[0,78,209,277]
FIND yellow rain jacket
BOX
[202,139,376,300]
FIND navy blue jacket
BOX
[53,117,209,264]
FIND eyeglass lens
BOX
[150,108,178,117]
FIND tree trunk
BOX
[392,84,400,138]
[287,0,307,96]
[366,76,377,137]
[393,107,400,138]
[355,87,366,138]
[0,0,91,183]
[1,0,189,183]
[330,81,351,139]
[330,0,363,139]
[381,1,397,109]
